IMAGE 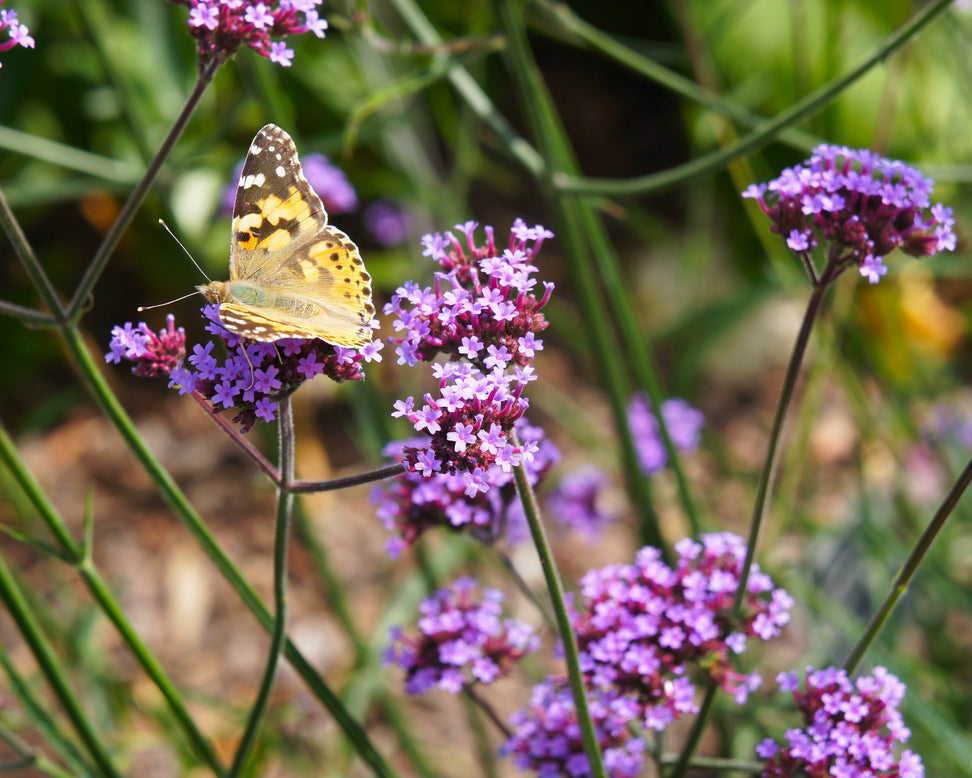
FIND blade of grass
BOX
[0,551,123,778]
[0,420,224,774]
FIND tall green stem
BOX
[0,421,223,773]
[843,453,972,672]
[0,551,122,778]
[226,396,295,776]
[552,0,954,196]
[511,433,606,778]
[672,266,837,776]
[67,56,223,321]
[733,274,833,615]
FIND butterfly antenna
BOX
[136,290,202,312]
[158,218,212,283]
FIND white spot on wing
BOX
[275,165,286,178]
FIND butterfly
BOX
[197,124,375,347]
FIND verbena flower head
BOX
[221,151,356,217]
[384,577,540,694]
[570,532,792,731]
[383,219,554,490]
[107,305,381,433]
[105,315,186,378]
[743,144,956,284]
[0,2,34,67]
[371,418,559,558]
[502,678,646,778]
[170,0,328,69]
[627,395,705,475]
[545,466,616,541]
[363,198,410,246]
[757,666,924,778]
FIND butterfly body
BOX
[200,124,374,346]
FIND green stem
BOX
[492,0,666,548]
[666,683,717,778]
[0,188,65,323]
[669,265,837,775]
[553,0,954,196]
[0,421,224,773]
[842,453,972,673]
[226,397,295,776]
[530,0,819,153]
[732,270,834,616]
[290,464,406,492]
[67,56,223,321]
[0,551,122,778]
[388,0,547,179]
[511,432,606,778]
[58,326,397,778]
[0,298,56,326]
[0,125,141,183]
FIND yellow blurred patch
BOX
[899,264,965,359]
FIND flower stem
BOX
[666,683,718,778]
[226,396,295,777]
[289,463,406,492]
[510,433,607,778]
[552,0,954,196]
[733,274,832,617]
[0,187,65,323]
[674,267,833,776]
[0,420,224,774]
[0,549,123,778]
[59,326,398,777]
[843,452,972,673]
[66,56,224,322]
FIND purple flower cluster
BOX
[106,315,187,378]
[384,577,539,694]
[758,666,924,778]
[383,219,554,489]
[0,3,34,66]
[171,0,328,68]
[221,151,357,217]
[108,305,381,433]
[743,144,956,284]
[544,466,616,541]
[363,198,410,247]
[627,395,705,475]
[502,679,646,778]
[371,418,560,558]
[570,533,792,731]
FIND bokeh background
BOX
[2,0,972,775]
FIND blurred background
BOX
[1,0,972,775]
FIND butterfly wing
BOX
[223,124,374,346]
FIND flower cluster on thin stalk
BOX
[0,2,34,68]
[543,466,617,542]
[106,315,187,378]
[170,0,328,69]
[757,666,924,778]
[363,198,411,247]
[221,150,358,217]
[383,219,554,496]
[371,417,559,558]
[502,678,647,778]
[568,532,793,732]
[743,144,956,284]
[107,304,382,433]
[384,577,540,695]
[627,395,705,476]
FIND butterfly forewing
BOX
[213,123,374,347]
